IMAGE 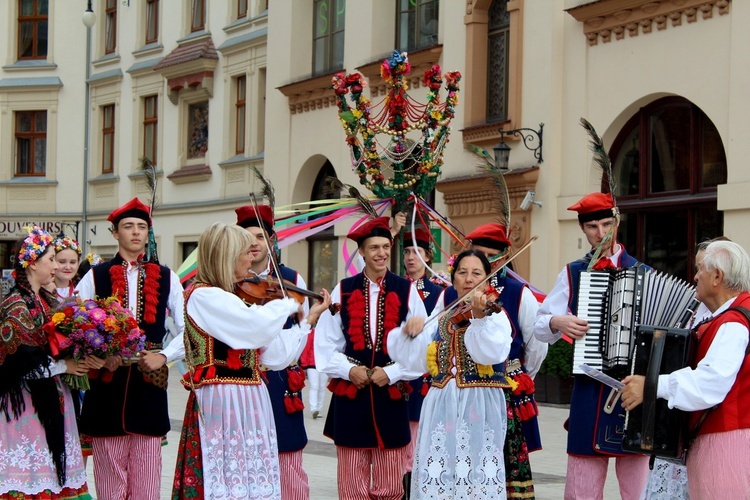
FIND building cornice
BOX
[566,0,731,46]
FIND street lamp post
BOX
[81,1,96,255]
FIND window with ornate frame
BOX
[105,0,117,54]
[235,76,247,155]
[312,0,345,76]
[101,104,116,173]
[610,96,726,280]
[145,0,159,44]
[15,110,47,176]
[396,0,439,53]
[17,0,48,60]
[191,0,206,32]
[487,0,510,123]
[143,95,158,165]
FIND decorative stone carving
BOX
[567,0,730,45]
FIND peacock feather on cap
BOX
[140,157,159,264]
[579,117,616,205]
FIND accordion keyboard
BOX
[573,271,611,374]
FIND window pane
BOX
[37,20,48,56]
[19,22,34,58]
[418,1,439,49]
[34,137,46,173]
[103,135,113,171]
[16,112,31,133]
[397,11,414,52]
[313,37,327,75]
[238,0,248,18]
[612,125,640,196]
[146,0,158,42]
[145,96,156,118]
[487,29,508,123]
[144,124,154,161]
[236,106,245,153]
[332,31,345,70]
[643,209,688,278]
[187,102,209,159]
[333,0,346,31]
[103,105,113,127]
[650,107,690,193]
[701,121,727,189]
[192,0,204,30]
[35,111,46,132]
[16,138,31,174]
[695,204,723,246]
[314,0,329,37]
[38,0,48,15]
[310,239,338,292]
[20,0,34,16]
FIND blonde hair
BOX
[196,222,256,292]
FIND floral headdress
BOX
[86,252,103,266]
[54,236,82,255]
[17,226,54,268]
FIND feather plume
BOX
[139,157,159,264]
[325,176,378,219]
[250,166,276,210]
[467,145,511,226]
[579,117,616,202]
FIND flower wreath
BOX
[54,236,82,255]
[17,226,54,268]
[332,50,461,210]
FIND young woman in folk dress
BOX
[388,249,513,499]
[0,227,93,499]
[172,222,330,499]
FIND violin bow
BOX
[249,193,290,299]
[423,235,538,329]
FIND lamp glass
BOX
[494,141,511,172]
[82,9,96,28]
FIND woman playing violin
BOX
[172,222,331,499]
[387,249,513,499]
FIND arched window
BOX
[307,161,340,292]
[610,96,727,280]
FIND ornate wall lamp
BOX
[493,123,544,172]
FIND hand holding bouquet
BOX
[43,295,146,390]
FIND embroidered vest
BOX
[182,284,262,389]
[92,254,170,344]
[430,312,508,389]
[690,292,750,435]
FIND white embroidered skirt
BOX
[411,380,508,499]
[196,383,281,499]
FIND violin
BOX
[235,275,341,315]
[449,285,504,327]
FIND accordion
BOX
[622,323,695,458]
[574,266,696,376]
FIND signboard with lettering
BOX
[0,221,65,239]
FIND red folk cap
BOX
[567,192,618,223]
[466,222,511,250]
[107,197,151,227]
[347,217,393,246]
[403,228,432,252]
[235,204,275,233]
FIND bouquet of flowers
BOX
[43,295,146,390]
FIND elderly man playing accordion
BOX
[533,192,650,499]
[622,240,750,499]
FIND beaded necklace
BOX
[363,275,388,351]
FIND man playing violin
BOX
[315,216,428,500]
[533,192,649,500]
[235,203,312,500]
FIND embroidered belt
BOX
[506,358,522,373]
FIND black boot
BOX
[402,471,412,499]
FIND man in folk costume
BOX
[621,240,750,498]
[400,227,445,497]
[462,222,545,498]
[533,192,650,499]
[76,197,185,500]
[235,203,311,500]
[315,217,428,499]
